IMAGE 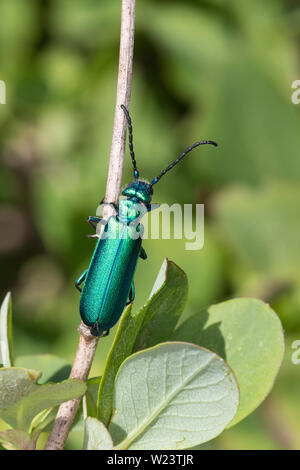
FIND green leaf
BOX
[0,367,40,428]
[0,429,35,450]
[15,354,71,384]
[18,379,86,431]
[86,377,101,419]
[133,258,188,351]
[73,377,102,431]
[0,367,40,406]
[29,407,55,436]
[98,304,143,426]
[83,417,113,450]
[0,417,10,432]
[98,259,188,426]
[0,367,86,430]
[0,292,13,367]
[109,342,239,450]
[172,298,284,427]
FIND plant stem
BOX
[44,0,136,450]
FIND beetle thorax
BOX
[118,180,153,224]
[118,198,146,224]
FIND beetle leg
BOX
[140,247,147,260]
[100,197,118,213]
[126,282,135,305]
[87,215,103,230]
[90,321,101,336]
[86,234,100,239]
[90,321,110,338]
[75,269,88,292]
[147,203,160,212]
[129,282,135,302]
[87,216,107,238]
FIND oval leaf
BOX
[0,429,34,450]
[84,417,113,450]
[172,298,284,426]
[0,368,86,430]
[109,342,239,450]
[15,354,71,384]
[0,368,40,408]
[18,378,87,431]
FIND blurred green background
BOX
[1,0,300,450]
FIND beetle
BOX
[75,105,217,337]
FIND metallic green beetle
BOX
[76,105,217,337]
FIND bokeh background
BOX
[0,0,300,450]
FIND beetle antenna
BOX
[121,104,139,179]
[150,140,218,187]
